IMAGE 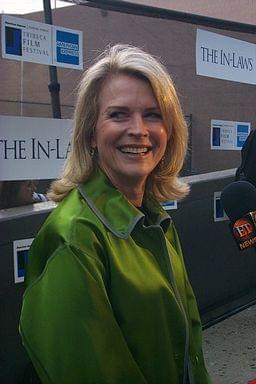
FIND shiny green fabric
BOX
[19,170,212,384]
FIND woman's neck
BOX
[101,168,146,206]
[117,183,145,207]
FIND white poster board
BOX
[1,15,83,70]
[211,119,250,150]
[0,115,72,180]
[161,201,178,210]
[196,29,256,85]
[214,192,228,222]
[13,238,33,283]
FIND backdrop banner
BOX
[196,28,256,85]
[0,115,72,180]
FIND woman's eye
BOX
[109,111,127,120]
[145,112,162,120]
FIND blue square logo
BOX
[56,30,79,65]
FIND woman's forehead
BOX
[97,73,159,108]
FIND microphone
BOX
[220,181,256,251]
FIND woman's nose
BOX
[128,114,149,136]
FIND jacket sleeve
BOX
[19,242,147,384]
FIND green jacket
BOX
[19,170,211,384]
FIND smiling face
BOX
[92,74,168,199]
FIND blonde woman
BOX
[20,45,211,384]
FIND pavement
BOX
[203,304,256,384]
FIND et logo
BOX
[233,218,254,241]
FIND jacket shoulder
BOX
[26,188,107,287]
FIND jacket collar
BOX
[78,169,171,239]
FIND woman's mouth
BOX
[119,146,151,154]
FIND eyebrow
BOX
[105,106,129,111]
[104,106,161,112]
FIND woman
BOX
[20,44,212,384]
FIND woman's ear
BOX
[90,133,97,149]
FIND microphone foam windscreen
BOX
[220,181,256,221]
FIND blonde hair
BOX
[48,44,189,202]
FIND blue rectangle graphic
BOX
[5,26,22,55]
[215,197,225,219]
[56,30,79,65]
[212,126,221,147]
[236,124,250,148]
[17,249,28,278]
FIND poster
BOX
[196,28,256,85]
[161,200,178,211]
[0,115,72,180]
[211,119,250,150]
[13,238,33,283]
[1,15,83,70]
[214,192,228,222]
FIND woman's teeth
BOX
[120,147,149,154]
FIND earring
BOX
[161,155,165,168]
[89,148,95,157]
